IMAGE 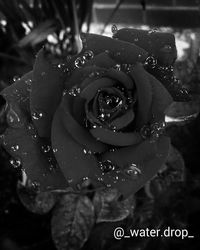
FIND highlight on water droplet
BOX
[10,158,21,168]
[13,75,21,82]
[11,144,19,152]
[99,160,115,173]
[83,50,94,61]
[31,110,43,120]
[111,24,118,34]
[68,85,81,96]
[123,163,142,179]
[6,107,23,128]
[41,144,51,153]
[74,57,85,68]
[144,56,157,68]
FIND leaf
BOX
[145,145,185,198]
[165,101,200,125]
[17,181,58,214]
[51,193,95,250]
[93,188,134,223]
[18,20,55,47]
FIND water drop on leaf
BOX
[111,24,118,34]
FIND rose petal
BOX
[83,52,116,68]
[51,108,102,186]
[1,124,67,191]
[101,136,170,197]
[59,95,108,153]
[129,64,152,128]
[65,55,112,90]
[114,28,177,65]
[80,78,115,101]
[1,71,33,116]
[81,33,148,64]
[72,96,86,125]
[30,48,66,138]
[110,109,135,130]
[106,69,133,89]
[148,73,173,122]
[90,127,142,146]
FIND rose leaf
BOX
[51,193,95,250]
[93,188,135,223]
[17,182,57,214]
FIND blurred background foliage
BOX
[0,0,200,250]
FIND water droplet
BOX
[134,38,139,42]
[25,79,32,91]
[83,50,94,61]
[68,85,81,96]
[124,163,141,178]
[31,134,38,140]
[83,148,92,154]
[6,108,22,128]
[140,125,151,139]
[31,180,41,191]
[53,148,58,153]
[10,158,21,168]
[162,44,172,51]
[111,24,118,34]
[148,28,158,35]
[64,67,71,76]
[41,144,51,153]
[11,144,19,152]
[77,177,91,190]
[13,75,20,82]
[113,64,121,71]
[144,56,157,68]
[74,57,85,68]
[100,160,115,173]
[31,110,43,120]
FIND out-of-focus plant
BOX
[0,0,93,83]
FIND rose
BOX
[0,28,179,198]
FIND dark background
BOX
[0,1,200,250]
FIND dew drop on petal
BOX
[31,110,43,120]
[124,163,141,179]
[99,160,115,173]
[83,50,94,61]
[113,64,121,71]
[11,144,19,152]
[68,85,81,96]
[111,24,118,34]
[41,144,51,153]
[30,180,41,191]
[76,176,91,190]
[10,158,21,168]
[148,28,158,35]
[144,56,157,68]
[140,125,151,139]
[53,148,58,153]
[13,75,20,82]
[74,57,85,68]
[6,108,23,128]
[83,148,92,155]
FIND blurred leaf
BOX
[145,145,185,199]
[51,193,95,250]
[93,188,134,223]
[18,20,55,47]
[165,100,200,125]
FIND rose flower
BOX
[0,28,185,198]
